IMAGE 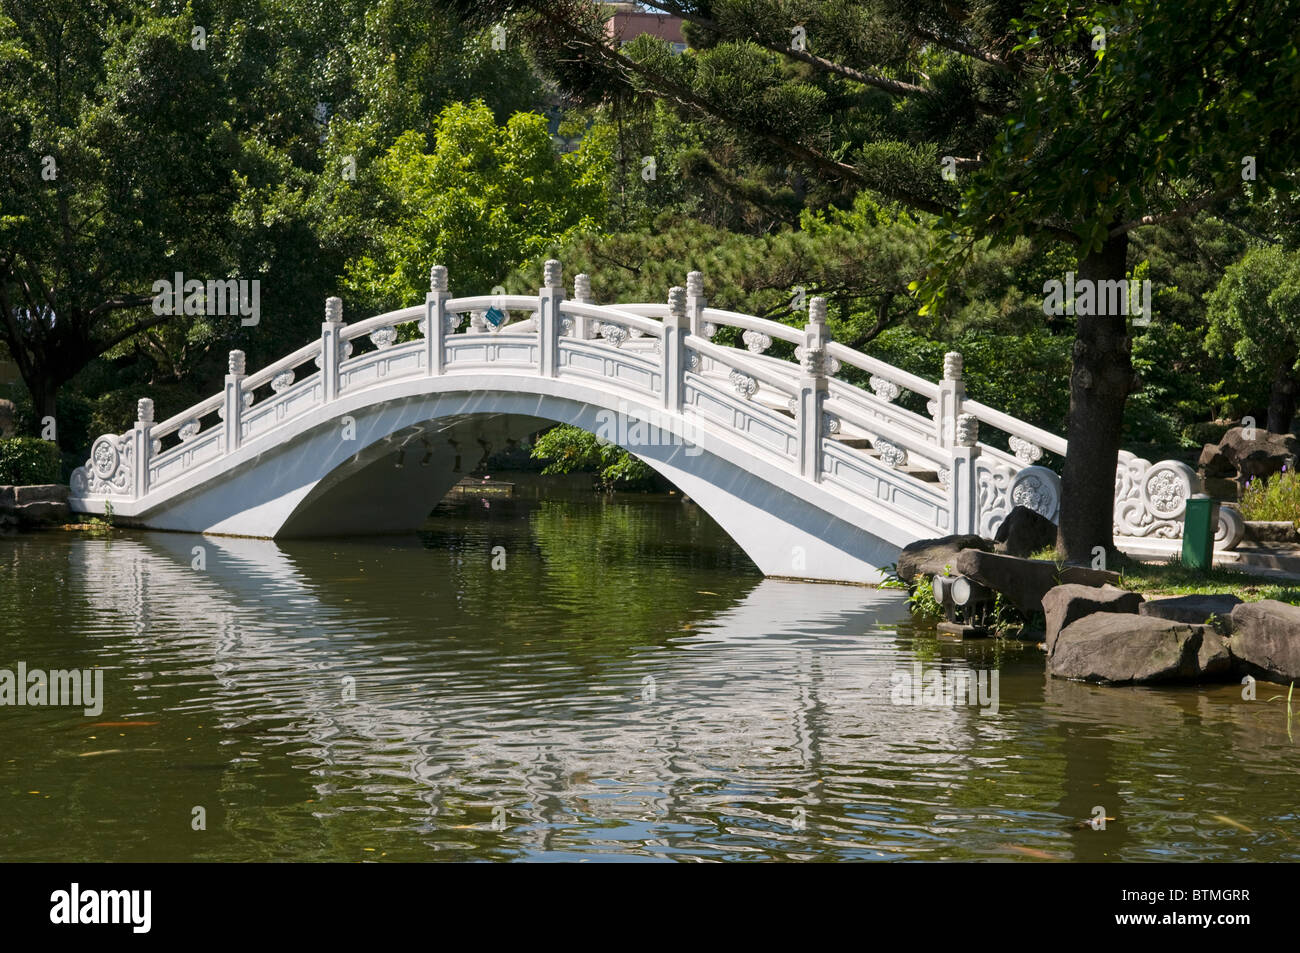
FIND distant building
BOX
[603,2,686,53]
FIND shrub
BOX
[0,437,63,485]
[1240,469,1300,524]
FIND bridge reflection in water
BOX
[1,496,1291,861]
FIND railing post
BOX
[133,398,153,500]
[936,351,965,448]
[322,296,344,402]
[426,265,449,376]
[539,259,563,378]
[663,286,688,412]
[572,273,592,340]
[686,270,706,338]
[223,350,246,454]
[950,413,981,534]
[798,297,830,482]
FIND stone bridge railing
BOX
[69,260,1243,550]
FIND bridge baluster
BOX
[572,273,592,339]
[539,260,563,378]
[663,286,688,413]
[321,296,344,402]
[686,271,707,339]
[934,350,965,449]
[133,398,154,500]
[426,265,449,376]
[796,297,830,482]
[223,350,246,456]
[949,412,982,534]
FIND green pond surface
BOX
[0,478,1296,862]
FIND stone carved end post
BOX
[426,265,450,377]
[322,296,344,402]
[798,297,830,482]
[133,397,154,499]
[539,260,563,378]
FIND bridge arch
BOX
[69,262,1232,584]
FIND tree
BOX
[339,102,612,309]
[1206,244,1300,434]
[437,0,1300,561]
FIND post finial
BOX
[808,297,827,325]
[944,351,963,381]
[687,271,703,298]
[228,350,246,376]
[544,259,562,289]
[957,413,979,447]
[668,285,686,318]
[430,265,448,293]
[574,273,592,302]
[325,296,343,324]
[137,398,154,425]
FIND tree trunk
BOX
[1266,359,1298,435]
[1057,233,1134,564]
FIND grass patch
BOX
[1115,554,1300,604]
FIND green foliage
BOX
[906,575,943,621]
[1205,245,1300,414]
[0,437,62,484]
[340,102,612,310]
[1241,470,1300,525]
[529,425,656,491]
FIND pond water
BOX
[1,478,1296,861]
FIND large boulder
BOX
[1048,613,1205,684]
[1140,593,1242,630]
[1198,630,1234,678]
[1229,600,1300,683]
[1198,426,1299,483]
[994,505,1058,558]
[950,549,1119,616]
[1042,584,1144,654]
[896,534,991,587]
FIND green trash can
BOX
[1182,494,1219,571]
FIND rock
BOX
[1042,584,1145,654]
[1198,629,1233,678]
[896,533,992,587]
[0,485,13,507]
[1244,521,1299,544]
[0,398,14,437]
[1048,613,1204,684]
[13,501,70,524]
[1198,426,1299,483]
[1228,600,1300,684]
[994,505,1058,558]
[950,549,1120,616]
[1140,593,1242,630]
[14,483,69,504]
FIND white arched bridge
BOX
[69,261,1241,584]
